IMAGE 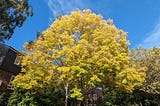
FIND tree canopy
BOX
[130,47,160,94]
[13,9,146,102]
[0,0,33,42]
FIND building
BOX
[84,87,104,106]
[0,43,21,94]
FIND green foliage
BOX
[8,88,65,106]
[100,88,158,106]
[0,0,33,42]
[8,88,37,106]
[0,92,10,106]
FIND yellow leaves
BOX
[57,67,70,73]
[91,75,101,82]
[70,87,83,101]
[13,9,135,100]
[83,9,91,14]
[122,79,127,84]
[13,47,55,90]
[106,19,113,25]
[71,66,87,77]
[116,68,146,92]
[57,66,74,81]
[13,74,38,90]
[13,68,54,90]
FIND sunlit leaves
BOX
[70,87,83,101]
[13,9,145,101]
[116,68,146,92]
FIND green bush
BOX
[0,92,10,106]
[8,88,65,106]
[100,88,158,106]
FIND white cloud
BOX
[46,0,84,22]
[140,19,160,48]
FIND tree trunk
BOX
[65,84,68,106]
[77,101,81,106]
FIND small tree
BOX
[13,9,146,105]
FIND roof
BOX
[0,43,21,54]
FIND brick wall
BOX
[0,69,12,94]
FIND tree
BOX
[101,87,158,106]
[0,0,33,42]
[130,48,160,94]
[130,47,160,104]
[13,9,145,105]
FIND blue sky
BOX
[6,0,160,50]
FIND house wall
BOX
[0,69,12,94]
[1,49,21,75]
[0,44,21,94]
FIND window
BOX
[7,75,15,90]
[0,56,5,63]
[93,94,97,101]
[89,104,92,106]
[0,80,2,86]
[14,55,21,66]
